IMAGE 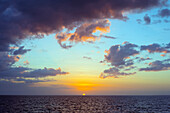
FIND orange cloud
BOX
[56,19,111,48]
[23,60,29,65]
[161,54,166,57]
[9,47,19,49]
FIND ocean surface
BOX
[0,96,170,113]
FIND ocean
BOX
[0,96,170,113]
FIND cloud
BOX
[166,42,170,48]
[100,35,116,40]
[164,19,170,23]
[137,57,152,62]
[13,46,31,55]
[0,67,31,78]
[0,0,165,51]
[0,52,69,80]
[100,67,136,78]
[100,42,170,79]
[83,56,92,60]
[124,66,137,71]
[139,59,170,71]
[0,77,55,84]
[137,18,161,25]
[14,78,56,84]
[144,14,151,24]
[160,54,166,57]
[23,60,29,65]
[0,67,69,78]
[104,42,139,67]
[0,52,21,71]
[141,43,170,53]
[23,67,69,78]
[100,42,139,78]
[157,9,170,17]
[55,20,111,48]
[136,19,142,24]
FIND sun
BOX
[82,93,86,96]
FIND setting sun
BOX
[82,93,86,96]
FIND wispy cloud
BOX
[83,56,92,60]
[100,67,136,79]
[141,43,170,53]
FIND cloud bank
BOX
[0,0,166,51]
[0,51,69,83]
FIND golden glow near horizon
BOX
[82,93,86,96]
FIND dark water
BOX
[0,96,170,113]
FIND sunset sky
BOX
[0,0,170,95]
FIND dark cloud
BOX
[14,78,55,84]
[0,44,10,52]
[59,43,73,49]
[100,42,139,78]
[100,35,116,40]
[164,19,170,23]
[144,14,151,24]
[158,9,170,17]
[124,66,136,71]
[141,43,170,53]
[0,0,165,51]
[0,77,55,84]
[0,52,69,80]
[100,42,170,79]
[136,19,142,24]
[100,67,136,78]
[139,59,170,71]
[166,42,170,48]
[137,18,161,25]
[23,67,69,78]
[13,46,31,55]
[0,52,21,71]
[137,57,152,62]
[0,67,31,78]
[0,67,69,78]
[104,42,139,66]
[123,59,135,67]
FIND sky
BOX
[0,0,170,95]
